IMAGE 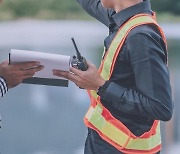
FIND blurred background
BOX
[0,0,179,154]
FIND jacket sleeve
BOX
[0,77,8,97]
[76,0,111,27]
[99,32,173,121]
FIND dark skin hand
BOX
[53,61,105,91]
[0,60,44,88]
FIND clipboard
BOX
[9,49,70,87]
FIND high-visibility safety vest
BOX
[84,13,167,154]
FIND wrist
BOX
[95,79,105,91]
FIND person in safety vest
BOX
[54,0,173,153]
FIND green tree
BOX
[151,0,180,15]
[0,0,179,20]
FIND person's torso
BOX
[101,23,166,135]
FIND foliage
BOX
[0,0,88,20]
[0,0,179,20]
[151,0,180,15]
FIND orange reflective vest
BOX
[84,13,167,154]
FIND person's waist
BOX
[100,100,153,136]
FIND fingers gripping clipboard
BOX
[9,49,70,87]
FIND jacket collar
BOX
[110,0,152,28]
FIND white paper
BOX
[10,49,70,79]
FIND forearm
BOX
[99,81,173,121]
[0,77,8,97]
